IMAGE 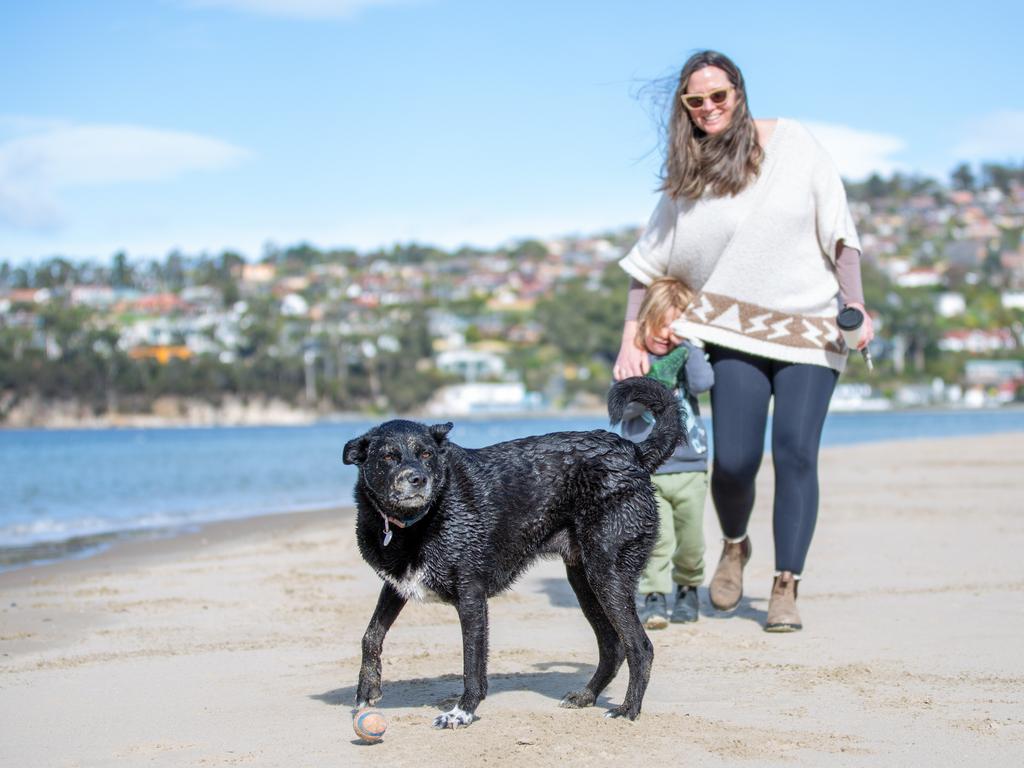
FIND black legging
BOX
[707,346,838,575]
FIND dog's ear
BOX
[343,434,371,465]
[428,422,453,445]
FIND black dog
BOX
[342,377,681,728]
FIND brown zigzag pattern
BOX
[683,292,845,354]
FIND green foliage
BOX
[365,242,451,266]
[509,239,549,260]
[950,163,975,191]
[111,251,133,288]
[534,266,627,366]
[980,162,1024,194]
[376,359,450,413]
[846,172,941,203]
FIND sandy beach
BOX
[2,432,1022,767]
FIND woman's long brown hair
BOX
[661,50,763,201]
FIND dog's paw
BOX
[433,707,476,729]
[559,690,596,709]
[355,681,383,707]
[603,705,640,721]
[354,694,382,709]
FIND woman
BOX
[613,50,873,632]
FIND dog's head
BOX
[343,419,453,519]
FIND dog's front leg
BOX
[433,585,488,729]
[356,583,406,708]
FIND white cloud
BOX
[801,121,907,180]
[184,0,417,19]
[0,116,71,140]
[952,110,1024,162]
[0,122,248,230]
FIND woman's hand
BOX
[613,320,649,380]
[844,302,874,349]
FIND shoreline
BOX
[5,400,1024,431]
[0,506,351,588]
[0,406,615,431]
[2,432,1023,765]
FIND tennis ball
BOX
[353,708,388,743]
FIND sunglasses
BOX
[680,87,733,111]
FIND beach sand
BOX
[2,432,1022,767]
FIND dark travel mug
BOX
[837,306,873,371]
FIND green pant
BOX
[638,471,708,595]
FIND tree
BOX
[9,265,30,289]
[884,288,941,374]
[218,250,245,306]
[980,162,1022,195]
[111,251,134,288]
[160,250,187,292]
[950,162,975,191]
[866,173,888,200]
[510,240,549,261]
[31,257,78,289]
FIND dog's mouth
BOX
[388,488,431,509]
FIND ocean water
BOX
[2,408,1023,571]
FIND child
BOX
[621,277,713,628]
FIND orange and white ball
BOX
[353,708,388,743]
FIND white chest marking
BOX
[380,567,444,603]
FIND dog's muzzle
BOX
[388,468,432,509]
[379,469,433,546]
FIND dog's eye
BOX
[382,453,399,463]
[419,450,432,460]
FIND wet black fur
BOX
[342,377,682,727]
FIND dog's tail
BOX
[608,377,684,474]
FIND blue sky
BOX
[2,0,1022,265]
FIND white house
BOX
[1002,292,1024,310]
[424,382,541,416]
[280,293,309,317]
[896,268,942,288]
[436,349,506,381]
[938,329,1017,353]
[934,292,966,318]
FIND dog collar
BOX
[379,508,431,546]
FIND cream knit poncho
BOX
[619,118,860,372]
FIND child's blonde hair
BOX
[635,277,695,348]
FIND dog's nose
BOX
[398,468,427,488]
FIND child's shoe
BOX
[671,585,700,623]
[638,593,669,629]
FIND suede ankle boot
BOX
[764,572,802,632]
[708,536,751,611]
